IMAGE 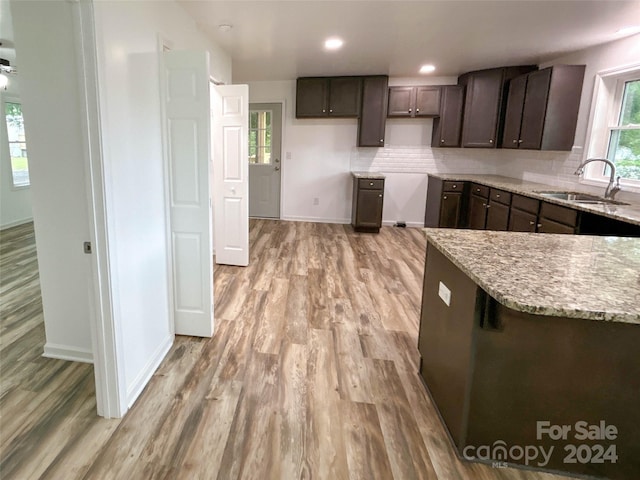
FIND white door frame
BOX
[72,1,125,418]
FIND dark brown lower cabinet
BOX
[468,194,488,229]
[508,208,538,232]
[485,202,510,230]
[439,192,463,228]
[352,177,384,232]
[538,202,578,234]
[538,218,576,234]
[419,245,640,480]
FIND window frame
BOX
[248,109,273,165]
[3,96,30,189]
[582,63,640,193]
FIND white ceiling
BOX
[178,0,640,82]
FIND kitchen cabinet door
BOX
[502,74,528,149]
[508,208,538,232]
[460,68,504,148]
[518,68,552,149]
[415,86,441,116]
[352,177,385,232]
[432,86,464,147]
[328,77,362,117]
[358,76,389,147]
[485,201,510,231]
[468,194,488,230]
[439,192,463,228]
[296,77,328,117]
[387,87,414,116]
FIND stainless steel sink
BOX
[536,191,629,206]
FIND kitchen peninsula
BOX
[418,228,640,479]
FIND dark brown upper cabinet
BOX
[431,86,465,148]
[387,86,440,117]
[358,76,389,147]
[502,65,585,151]
[295,76,362,118]
[459,66,536,148]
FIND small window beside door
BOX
[4,101,30,187]
[249,110,272,164]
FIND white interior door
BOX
[163,51,214,337]
[211,85,249,266]
[249,103,282,218]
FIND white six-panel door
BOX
[211,85,250,266]
[163,51,214,337]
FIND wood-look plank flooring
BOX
[0,220,575,480]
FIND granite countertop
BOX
[428,173,640,227]
[423,228,640,325]
[351,171,386,179]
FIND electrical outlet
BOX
[286,151,292,160]
[313,197,320,206]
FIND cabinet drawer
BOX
[358,178,384,190]
[511,194,539,215]
[470,183,489,198]
[443,181,464,193]
[490,189,511,205]
[539,202,578,227]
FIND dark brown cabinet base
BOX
[419,245,640,480]
[352,176,384,232]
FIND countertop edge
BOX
[424,231,640,325]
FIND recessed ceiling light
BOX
[616,25,640,36]
[218,24,233,33]
[420,64,436,74]
[324,37,344,50]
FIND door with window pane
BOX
[249,103,282,218]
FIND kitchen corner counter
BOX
[423,228,640,324]
[351,171,386,179]
[427,173,640,226]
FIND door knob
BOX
[275,158,280,163]
[275,166,280,171]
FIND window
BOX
[584,65,640,190]
[249,110,272,164]
[4,101,30,187]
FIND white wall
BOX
[0,78,33,229]
[92,0,231,406]
[11,0,93,360]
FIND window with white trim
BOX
[4,101,30,187]
[584,65,640,190]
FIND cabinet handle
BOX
[452,185,457,189]
[408,108,412,113]
[370,182,374,186]
[476,188,481,192]
[379,139,383,142]
[441,139,445,143]
[537,223,542,228]
[416,108,420,113]
[496,194,500,198]
[529,221,535,225]
[485,204,491,208]
[378,194,383,198]
[518,139,523,143]
[512,139,518,144]
[322,109,326,113]
[489,139,494,144]
[443,195,448,200]
[329,109,333,113]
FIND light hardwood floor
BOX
[0,220,574,480]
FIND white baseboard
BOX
[43,343,94,363]
[126,334,173,408]
[281,215,351,224]
[0,217,34,231]
[382,220,424,228]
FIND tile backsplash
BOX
[351,145,640,202]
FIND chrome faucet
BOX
[574,158,621,200]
